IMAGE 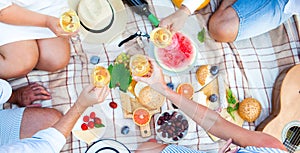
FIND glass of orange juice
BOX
[150,27,173,48]
[129,54,151,77]
[91,66,111,88]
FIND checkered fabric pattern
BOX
[1,0,299,152]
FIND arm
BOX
[133,59,286,151]
[0,4,76,37]
[159,0,204,32]
[0,85,109,153]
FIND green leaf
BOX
[108,63,132,92]
[227,106,236,120]
[197,28,206,43]
[95,124,105,128]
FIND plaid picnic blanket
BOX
[2,0,300,152]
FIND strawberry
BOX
[81,123,88,131]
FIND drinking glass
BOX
[129,54,151,77]
[91,66,111,88]
[150,27,173,48]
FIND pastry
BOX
[238,98,262,122]
[196,65,209,86]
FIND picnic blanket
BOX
[2,0,300,152]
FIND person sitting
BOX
[159,0,299,42]
[0,81,109,153]
[133,58,287,153]
[0,79,62,146]
[0,0,76,79]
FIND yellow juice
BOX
[129,54,150,77]
[150,27,172,48]
[92,66,111,88]
[60,9,80,32]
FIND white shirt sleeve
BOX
[182,0,205,13]
[0,128,66,153]
[284,0,300,14]
[0,0,12,11]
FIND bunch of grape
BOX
[114,53,131,68]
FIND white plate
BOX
[86,139,130,153]
[134,81,148,98]
[72,105,106,145]
[148,32,198,76]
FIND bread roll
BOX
[238,98,261,122]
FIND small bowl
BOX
[155,109,189,143]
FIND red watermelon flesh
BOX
[156,32,195,71]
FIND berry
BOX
[109,101,118,109]
[209,94,218,102]
[81,123,88,131]
[94,117,102,125]
[88,121,95,128]
[166,82,174,90]
[90,56,100,65]
[90,112,96,119]
[121,126,130,135]
[83,115,90,122]
[210,66,219,76]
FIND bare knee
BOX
[20,107,63,138]
[208,7,239,42]
[0,42,39,79]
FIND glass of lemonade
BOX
[91,66,111,88]
[59,8,80,33]
[150,27,173,48]
[129,54,151,77]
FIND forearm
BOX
[52,102,87,138]
[0,4,51,27]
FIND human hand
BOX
[76,85,109,108]
[218,138,239,153]
[10,83,51,107]
[132,58,167,93]
[45,16,78,38]
[159,5,190,33]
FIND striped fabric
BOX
[161,145,288,153]
[1,0,299,153]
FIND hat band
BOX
[80,0,115,33]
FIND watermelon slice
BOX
[154,32,196,73]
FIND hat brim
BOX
[68,0,127,44]
[0,79,12,104]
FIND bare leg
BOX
[35,37,70,72]
[0,40,39,79]
[20,107,62,138]
[208,0,238,42]
[136,142,167,153]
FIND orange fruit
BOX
[172,0,210,11]
[92,66,111,88]
[133,108,151,126]
[176,83,194,99]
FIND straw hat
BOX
[68,0,127,43]
[0,79,12,104]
